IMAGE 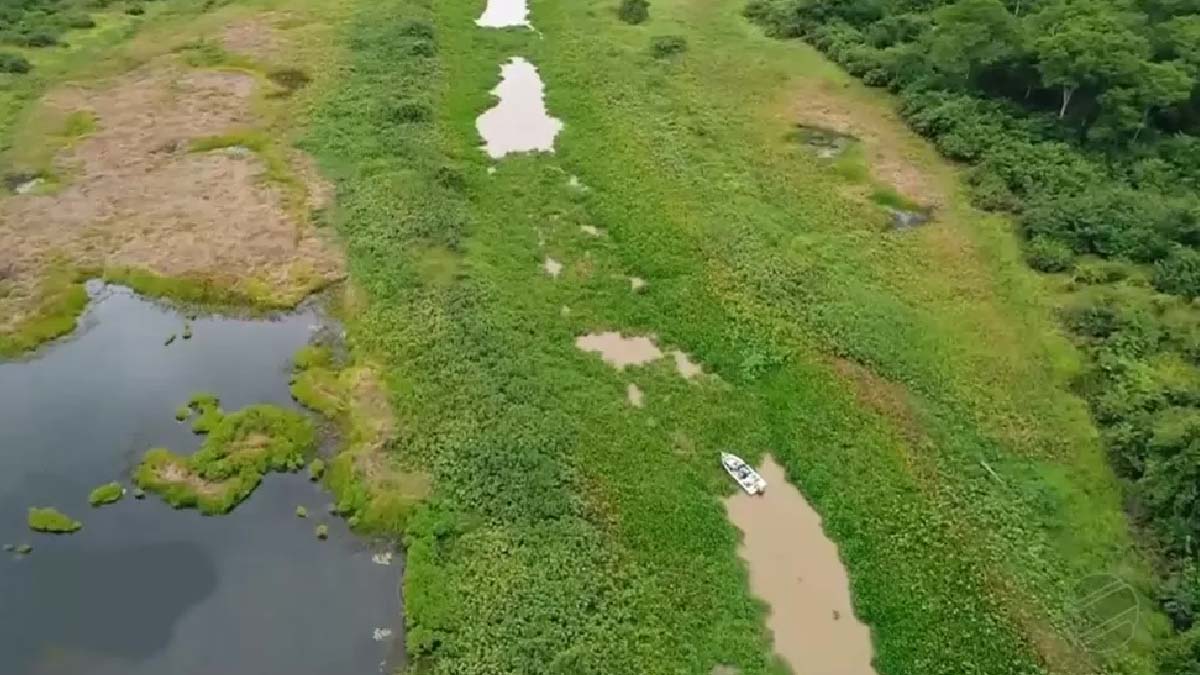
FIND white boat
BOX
[721,452,766,495]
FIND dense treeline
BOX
[0,0,107,73]
[745,0,1200,669]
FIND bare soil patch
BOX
[0,60,343,334]
[672,350,703,380]
[725,455,877,675]
[220,15,287,61]
[791,80,944,208]
[626,383,644,407]
[575,332,663,370]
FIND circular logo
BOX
[1065,574,1140,654]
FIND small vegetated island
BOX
[135,399,317,515]
[28,507,82,533]
[88,481,124,507]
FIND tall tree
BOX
[1029,0,1151,117]
[927,0,1024,84]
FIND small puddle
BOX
[786,124,857,159]
[475,0,531,28]
[575,332,662,370]
[724,456,876,675]
[476,57,563,159]
[887,208,932,230]
[626,383,644,407]
[672,350,703,379]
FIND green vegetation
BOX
[307,457,325,481]
[747,0,1200,664]
[16,543,32,554]
[289,342,428,533]
[296,505,308,518]
[315,523,328,539]
[649,34,687,58]
[27,507,81,533]
[134,403,316,515]
[174,405,190,421]
[88,481,124,506]
[0,265,88,358]
[186,391,223,433]
[617,0,649,24]
[0,52,32,74]
[0,0,96,53]
[294,0,1168,670]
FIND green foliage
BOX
[750,0,1200,664]
[1025,236,1075,273]
[1155,247,1200,299]
[296,505,309,518]
[27,507,82,533]
[649,35,686,58]
[134,404,317,515]
[315,523,329,539]
[0,52,32,74]
[308,457,325,481]
[174,405,191,421]
[187,392,223,433]
[617,0,649,24]
[88,481,124,506]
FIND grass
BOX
[295,0,1162,671]
[288,341,428,533]
[134,403,316,515]
[88,481,124,506]
[27,506,82,533]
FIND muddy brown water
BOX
[724,456,877,675]
[575,332,663,369]
[476,0,530,28]
[0,283,402,675]
[476,57,563,159]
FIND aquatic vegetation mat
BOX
[134,403,317,515]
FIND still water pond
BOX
[0,283,401,675]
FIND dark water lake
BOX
[0,283,402,675]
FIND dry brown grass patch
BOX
[0,58,343,334]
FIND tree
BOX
[1030,1,1151,118]
[927,0,1023,85]
[1095,60,1193,141]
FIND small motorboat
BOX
[721,452,766,495]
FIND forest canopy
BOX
[747,0,1200,670]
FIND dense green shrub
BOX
[617,0,648,25]
[0,52,32,74]
[1155,248,1200,299]
[1024,236,1075,273]
[28,507,82,533]
[649,35,687,58]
